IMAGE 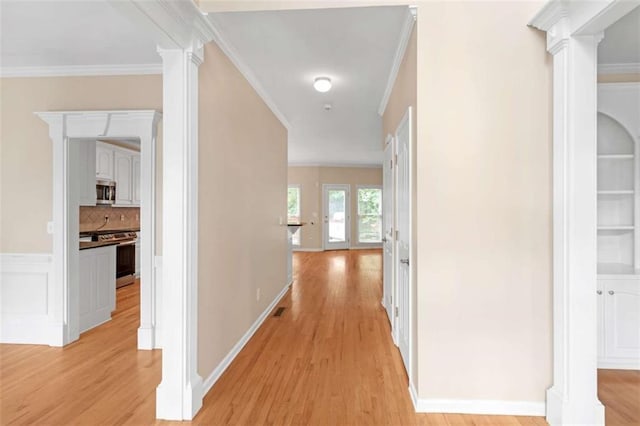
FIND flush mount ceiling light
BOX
[313,77,332,93]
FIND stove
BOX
[94,232,138,243]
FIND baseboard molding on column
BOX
[137,326,155,350]
[201,283,291,397]
[410,381,545,417]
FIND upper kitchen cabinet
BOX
[114,151,133,205]
[96,142,141,207]
[69,140,96,206]
[96,142,114,181]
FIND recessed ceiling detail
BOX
[207,6,410,166]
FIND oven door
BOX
[116,241,136,288]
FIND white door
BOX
[395,108,412,373]
[323,184,350,250]
[383,136,395,324]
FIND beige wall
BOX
[382,25,417,385]
[0,75,163,253]
[287,166,382,250]
[598,73,640,83]
[198,41,288,379]
[416,1,552,402]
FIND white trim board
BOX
[0,64,162,78]
[206,15,291,132]
[409,382,545,417]
[202,283,290,397]
[598,63,640,75]
[292,248,323,252]
[378,7,416,116]
[288,162,383,169]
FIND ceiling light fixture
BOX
[313,77,332,93]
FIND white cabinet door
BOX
[79,246,116,333]
[114,151,133,205]
[604,280,640,361]
[96,143,114,180]
[132,154,141,206]
[69,140,96,206]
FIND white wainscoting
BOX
[409,381,545,417]
[0,253,58,345]
[202,283,290,397]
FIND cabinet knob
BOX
[597,290,602,295]
[608,290,615,295]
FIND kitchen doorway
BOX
[37,110,161,350]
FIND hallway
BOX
[1,251,637,425]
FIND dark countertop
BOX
[79,241,120,250]
[80,228,140,238]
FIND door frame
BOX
[529,1,639,424]
[382,134,396,327]
[322,184,351,250]
[37,110,161,349]
[393,107,413,376]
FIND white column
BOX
[155,45,203,420]
[545,17,605,426]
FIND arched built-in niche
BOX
[597,112,638,274]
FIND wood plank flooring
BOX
[0,251,638,425]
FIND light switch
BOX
[47,221,54,234]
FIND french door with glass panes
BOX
[323,184,350,250]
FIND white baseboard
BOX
[201,283,290,397]
[409,381,545,417]
[0,253,61,345]
[350,245,383,250]
[599,360,640,370]
[292,247,323,252]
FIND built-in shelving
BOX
[597,113,638,276]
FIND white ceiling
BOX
[0,0,160,69]
[208,6,410,166]
[599,6,640,65]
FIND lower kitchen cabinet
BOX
[79,245,116,333]
[598,278,640,369]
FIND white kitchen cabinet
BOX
[73,140,96,206]
[96,142,115,181]
[132,154,141,206]
[114,151,133,206]
[598,278,640,369]
[79,245,116,333]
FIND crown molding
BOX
[0,64,162,78]
[108,0,215,50]
[206,15,291,131]
[528,0,568,32]
[598,62,640,75]
[377,7,416,117]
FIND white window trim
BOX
[288,184,301,246]
[355,185,383,246]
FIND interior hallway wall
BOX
[288,166,382,250]
[198,40,288,380]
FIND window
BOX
[357,186,382,244]
[287,185,301,246]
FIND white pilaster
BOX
[541,15,605,426]
[155,45,203,421]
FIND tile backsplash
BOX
[80,205,140,233]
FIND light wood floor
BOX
[1,251,638,425]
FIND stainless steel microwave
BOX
[96,180,116,205]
